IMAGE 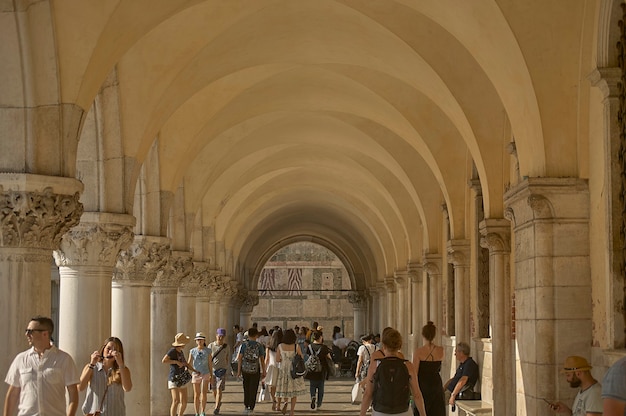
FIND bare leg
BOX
[201,379,209,413]
[289,396,297,416]
[170,388,180,416]
[178,387,188,416]
[193,383,201,414]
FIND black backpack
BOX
[372,357,411,414]
[290,347,307,378]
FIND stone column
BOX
[394,271,409,351]
[377,282,387,331]
[151,251,192,416]
[185,262,207,333]
[479,219,511,413]
[240,292,258,330]
[447,240,471,344]
[0,174,83,400]
[384,278,396,328]
[368,287,379,333]
[424,255,443,341]
[348,291,366,337]
[113,235,170,416]
[504,178,589,415]
[408,263,424,352]
[53,212,134,375]
[220,280,236,331]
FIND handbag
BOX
[257,382,267,402]
[351,382,363,404]
[172,368,192,387]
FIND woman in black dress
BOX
[412,322,445,416]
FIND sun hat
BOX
[194,332,206,340]
[561,356,592,373]
[172,332,190,347]
[216,328,226,336]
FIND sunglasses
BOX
[25,329,47,335]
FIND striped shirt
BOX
[81,362,126,416]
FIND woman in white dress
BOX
[264,329,283,410]
[275,329,307,416]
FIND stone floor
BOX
[179,376,362,416]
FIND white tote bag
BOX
[351,382,363,404]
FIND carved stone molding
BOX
[0,186,83,249]
[447,240,470,266]
[527,194,553,219]
[479,219,511,253]
[114,235,170,284]
[53,212,135,267]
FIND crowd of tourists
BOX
[5,316,626,416]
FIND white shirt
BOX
[5,345,79,416]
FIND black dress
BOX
[416,358,446,416]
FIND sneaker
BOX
[317,404,322,411]
[311,398,316,409]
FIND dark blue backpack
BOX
[372,356,410,414]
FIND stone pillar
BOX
[368,287,379,333]
[408,263,424,352]
[384,278,396,328]
[0,174,83,400]
[240,292,258,330]
[377,282,387,331]
[394,271,409,351]
[220,280,236,331]
[424,254,443,341]
[53,212,134,376]
[151,251,192,416]
[187,262,207,333]
[447,240,471,344]
[504,178,589,415]
[479,220,511,413]
[113,235,170,416]
[348,291,366,337]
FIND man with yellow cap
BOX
[550,356,602,415]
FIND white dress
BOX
[265,349,279,386]
[275,344,307,398]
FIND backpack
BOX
[290,346,307,378]
[241,341,260,374]
[360,345,374,379]
[305,345,323,373]
[372,357,411,414]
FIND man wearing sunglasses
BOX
[3,316,79,416]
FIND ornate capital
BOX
[240,293,259,313]
[527,194,553,218]
[53,212,135,267]
[154,250,193,288]
[0,185,83,249]
[348,291,366,307]
[479,219,511,253]
[447,239,470,266]
[114,235,170,284]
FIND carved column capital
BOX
[479,219,511,253]
[53,212,135,267]
[240,292,258,313]
[348,291,366,308]
[0,174,84,249]
[114,235,170,284]
[447,239,470,266]
[393,270,409,288]
[154,250,193,288]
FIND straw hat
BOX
[561,356,592,373]
[172,332,190,347]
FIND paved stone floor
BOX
[181,376,361,416]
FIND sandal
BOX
[282,402,288,415]
[272,400,277,411]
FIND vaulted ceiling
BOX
[43,0,596,291]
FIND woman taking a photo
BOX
[79,337,132,416]
[162,333,196,416]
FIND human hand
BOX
[552,401,571,414]
[90,350,100,365]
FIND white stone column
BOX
[384,279,396,328]
[504,178,589,415]
[377,283,387,332]
[113,235,169,416]
[408,263,424,353]
[447,240,471,344]
[394,271,409,351]
[151,251,191,416]
[424,255,443,342]
[0,174,83,401]
[348,291,366,337]
[480,219,511,414]
[53,212,134,377]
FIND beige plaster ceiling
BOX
[45,0,596,289]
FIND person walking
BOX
[188,332,212,416]
[208,328,230,415]
[79,337,132,416]
[4,316,79,416]
[275,328,307,416]
[355,334,377,382]
[412,322,445,416]
[162,333,196,416]
[305,330,332,411]
[359,327,427,416]
[237,327,266,415]
[264,328,283,411]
